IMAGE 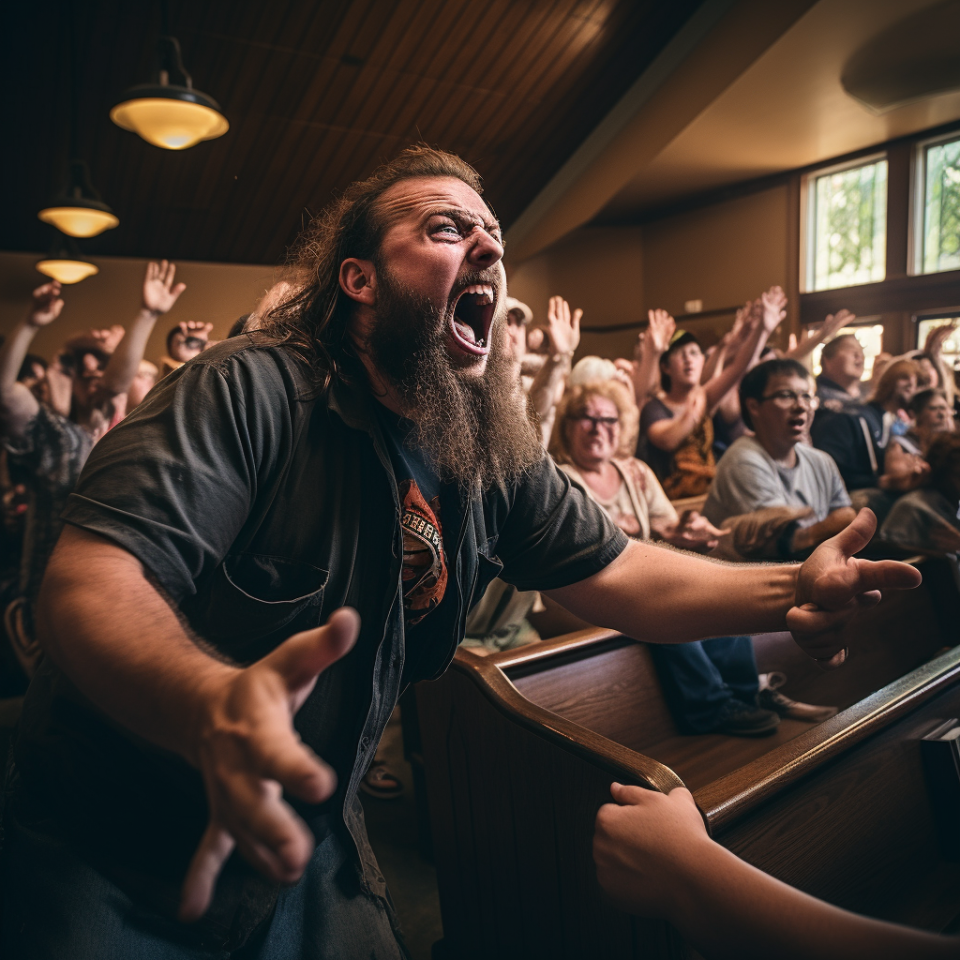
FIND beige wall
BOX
[506,185,792,362]
[506,226,645,362]
[0,251,279,369]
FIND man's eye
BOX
[434,223,461,237]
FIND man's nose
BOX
[466,226,503,266]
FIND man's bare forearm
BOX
[37,526,237,766]
[546,539,798,643]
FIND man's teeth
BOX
[462,283,494,305]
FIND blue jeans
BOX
[650,636,760,733]
[1,803,408,960]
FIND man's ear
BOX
[745,397,761,424]
[339,259,376,306]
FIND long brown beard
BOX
[367,267,542,489]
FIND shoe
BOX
[758,672,839,723]
[707,698,780,737]
[359,760,404,800]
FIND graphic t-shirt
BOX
[374,404,462,629]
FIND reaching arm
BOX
[0,282,64,442]
[632,309,675,407]
[528,296,581,446]
[880,441,930,492]
[37,524,359,922]
[594,784,959,960]
[546,509,920,663]
[704,287,786,413]
[790,506,856,553]
[924,321,958,407]
[100,260,186,397]
[645,387,707,453]
[786,309,854,362]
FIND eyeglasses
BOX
[759,390,819,410]
[567,415,619,430]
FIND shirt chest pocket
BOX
[197,553,329,658]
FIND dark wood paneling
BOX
[3,0,705,266]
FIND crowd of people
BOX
[0,145,955,957]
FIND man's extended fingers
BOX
[851,557,922,594]
[257,736,338,805]
[179,823,235,922]
[827,507,877,559]
[267,607,360,694]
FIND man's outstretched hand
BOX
[788,509,921,666]
[179,607,360,922]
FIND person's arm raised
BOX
[645,386,707,452]
[100,260,186,398]
[36,525,359,922]
[632,309,675,407]
[546,509,919,662]
[704,287,787,414]
[594,784,959,960]
[0,282,64,441]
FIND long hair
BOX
[254,145,485,391]
[869,358,921,406]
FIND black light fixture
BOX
[37,2,119,238]
[110,33,228,150]
[38,160,119,238]
[36,235,99,285]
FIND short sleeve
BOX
[824,456,852,512]
[495,455,629,591]
[61,349,295,602]
[705,443,786,523]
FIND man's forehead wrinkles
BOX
[375,178,492,229]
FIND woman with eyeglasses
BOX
[551,380,724,550]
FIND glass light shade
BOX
[38,205,119,238]
[36,258,99,284]
[110,97,229,150]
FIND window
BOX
[810,321,885,380]
[806,158,887,291]
[917,135,960,275]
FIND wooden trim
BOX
[799,270,960,324]
[698,645,960,828]
[447,643,686,794]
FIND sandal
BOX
[360,759,404,799]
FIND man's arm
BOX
[786,309,855,362]
[0,282,64,442]
[37,525,359,921]
[100,260,186,397]
[594,784,958,960]
[546,510,920,663]
[632,309,675,407]
[790,506,856,553]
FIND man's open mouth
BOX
[449,284,495,356]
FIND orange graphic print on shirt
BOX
[399,479,447,626]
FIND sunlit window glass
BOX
[921,137,960,275]
[810,160,887,291]
[811,322,885,379]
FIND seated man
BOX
[811,357,920,522]
[704,358,855,561]
[815,333,865,414]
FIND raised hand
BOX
[923,321,958,357]
[820,308,855,341]
[545,296,582,356]
[180,607,360,922]
[177,320,214,344]
[27,281,64,328]
[788,509,921,665]
[645,308,676,355]
[760,285,787,334]
[142,260,187,316]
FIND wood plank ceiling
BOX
[4,0,704,266]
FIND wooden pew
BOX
[416,559,960,959]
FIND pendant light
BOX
[36,237,98,284]
[37,2,119,238]
[38,160,119,238]
[110,35,228,150]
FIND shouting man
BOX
[3,148,919,959]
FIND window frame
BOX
[911,131,960,277]
[800,151,888,294]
